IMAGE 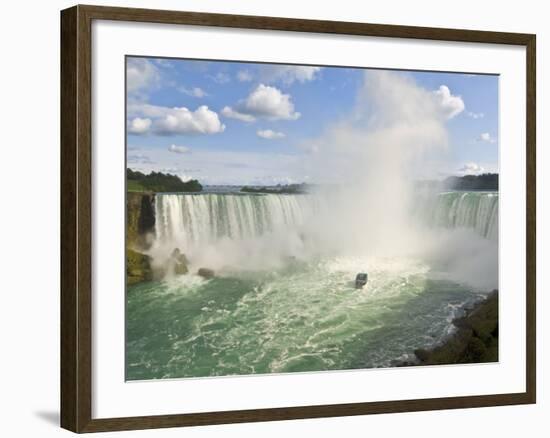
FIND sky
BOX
[126,56,499,186]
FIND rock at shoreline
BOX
[127,249,153,285]
[197,268,215,279]
[412,291,499,366]
[171,248,189,275]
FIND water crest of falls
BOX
[153,191,498,252]
[417,191,499,241]
[154,193,314,250]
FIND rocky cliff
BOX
[127,192,156,285]
[127,192,155,250]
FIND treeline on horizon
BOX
[241,175,499,193]
[240,183,309,194]
[416,173,498,191]
[127,168,202,193]
[127,169,497,193]
[444,173,498,190]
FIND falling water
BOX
[154,193,315,250]
[154,191,499,249]
[417,191,499,240]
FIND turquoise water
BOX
[126,191,497,380]
[126,255,484,380]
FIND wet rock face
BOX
[171,248,189,275]
[174,261,189,275]
[138,194,155,236]
[197,268,215,279]
[127,249,153,286]
[127,192,155,250]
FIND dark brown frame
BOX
[61,4,536,433]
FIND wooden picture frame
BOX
[61,4,536,433]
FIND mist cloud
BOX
[297,71,449,256]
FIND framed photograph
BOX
[60,4,536,433]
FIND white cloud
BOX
[237,70,253,82]
[128,103,225,136]
[467,111,484,119]
[236,66,321,85]
[260,65,321,85]
[433,85,465,119]
[154,59,174,68]
[459,162,485,174]
[128,103,167,118]
[126,58,159,93]
[244,85,300,120]
[127,117,152,135]
[209,72,231,84]
[478,132,496,143]
[223,84,301,122]
[127,153,154,164]
[154,106,225,135]
[257,129,286,139]
[168,144,190,154]
[221,106,256,122]
[179,87,208,98]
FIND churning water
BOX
[126,191,498,380]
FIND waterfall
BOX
[418,191,499,240]
[154,193,314,250]
[153,191,499,253]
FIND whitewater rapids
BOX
[126,191,498,380]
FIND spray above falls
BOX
[143,71,498,287]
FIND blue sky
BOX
[127,56,498,185]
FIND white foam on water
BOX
[150,191,498,284]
